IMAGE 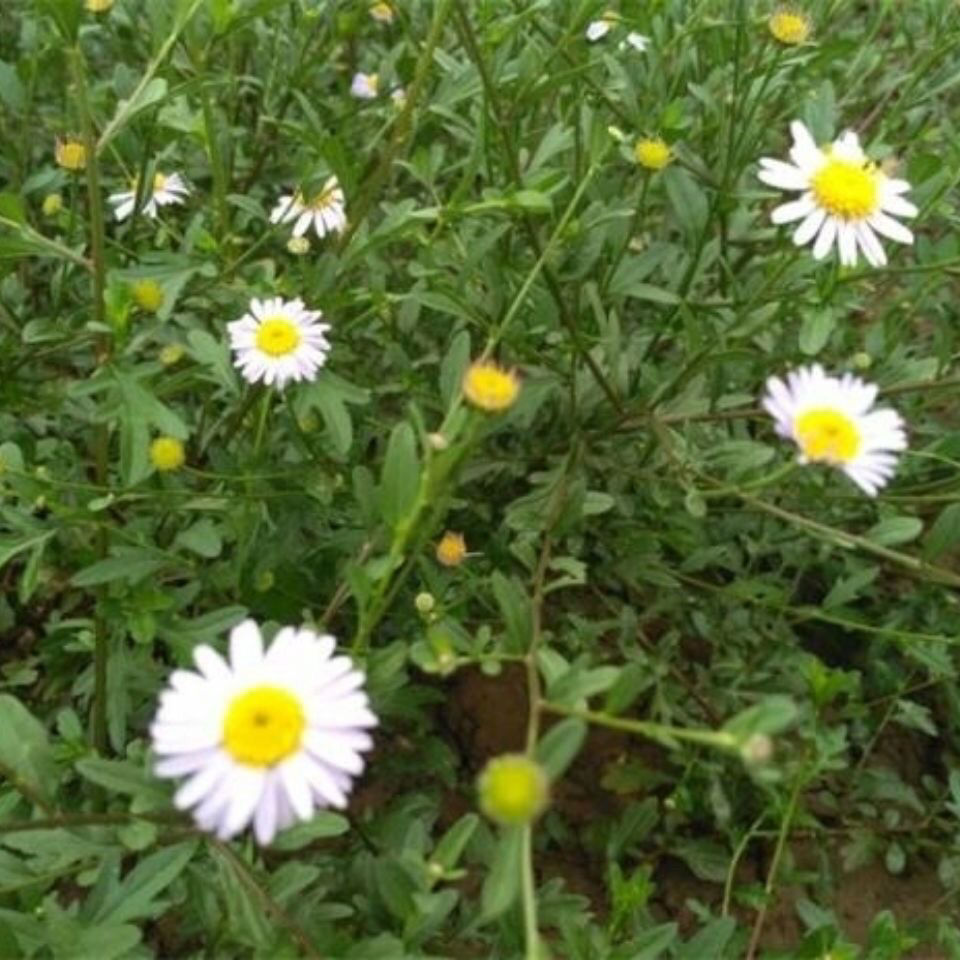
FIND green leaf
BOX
[675,916,736,959]
[923,503,960,560]
[481,826,523,919]
[175,519,223,558]
[431,813,479,872]
[71,548,170,587]
[0,531,55,575]
[723,695,798,742]
[671,839,730,884]
[866,516,924,547]
[535,718,586,780]
[378,422,420,529]
[663,166,708,236]
[0,695,58,806]
[74,757,169,805]
[630,922,678,959]
[798,309,836,356]
[93,841,197,924]
[490,572,532,654]
[270,812,350,851]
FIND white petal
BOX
[174,752,232,810]
[812,217,838,260]
[771,195,815,224]
[868,211,914,245]
[279,755,315,821]
[838,221,858,267]
[793,207,827,247]
[855,222,886,268]
[229,619,264,674]
[758,159,809,192]
[220,767,267,839]
[254,771,280,845]
[193,645,232,684]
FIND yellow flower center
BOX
[149,436,186,472]
[56,140,87,171]
[811,158,879,220]
[153,172,167,192]
[300,186,337,213]
[768,11,811,45]
[462,361,520,412]
[370,2,394,22]
[436,531,467,567]
[132,278,164,313]
[85,0,115,10]
[223,686,305,767]
[634,138,671,171]
[478,754,549,825]
[795,408,861,464]
[256,316,301,357]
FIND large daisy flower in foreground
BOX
[270,176,346,240]
[108,172,190,221]
[228,297,331,390]
[757,121,917,267]
[762,364,906,496]
[151,620,377,845]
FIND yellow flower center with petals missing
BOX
[256,315,301,357]
[768,11,811,45]
[153,173,167,193]
[223,686,305,767]
[56,139,87,171]
[795,408,861,464]
[811,158,879,220]
[462,361,520,412]
[149,436,186,472]
[478,754,549,825]
[299,186,338,213]
[634,137,672,171]
[436,531,467,567]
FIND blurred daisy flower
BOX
[390,86,406,109]
[108,172,190,221]
[151,619,377,845]
[620,32,649,52]
[369,1,394,22]
[228,297,331,390]
[586,11,618,41]
[351,72,379,99]
[270,176,346,240]
[768,9,811,45]
[758,120,917,268]
[762,364,907,496]
[85,0,114,11]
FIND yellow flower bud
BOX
[131,279,164,313]
[634,137,671,171]
[436,531,467,568]
[286,236,310,255]
[160,344,185,366]
[42,194,63,216]
[478,754,549,825]
[55,138,86,172]
[462,360,520,413]
[768,9,811,45]
[149,436,186,472]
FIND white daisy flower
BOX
[586,12,618,41]
[227,296,331,390]
[620,32,649,52]
[270,176,346,240]
[350,72,379,99]
[762,364,907,496]
[151,619,377,845]
[108,171,190,221]
[757,120,918,268]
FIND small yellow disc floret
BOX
[462,361,520,412]
[768,10,811,45]
[149,436,186,472]
[478,754,549,825]
[436,531,467,568]
[634,137,672,171]
[132,279,164,313]
[55,138,87,172]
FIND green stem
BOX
[521,824,539,960]
[199,79,228,238]
[542,703,738,752]
[69,45,111,756]
[252,389,273,459]
[702,460,798,498]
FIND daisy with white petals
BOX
[228,297,331,390]
[108,172,190,221]
[762,364,907,496]
[758,121,917,267]
[350,72,379,100]
[270,176,347,240]
[151,619,377,845]
[586,11,617,41]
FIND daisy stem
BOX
[69,45,111,756]
[520,824,539,960]
[253,389,273,459]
